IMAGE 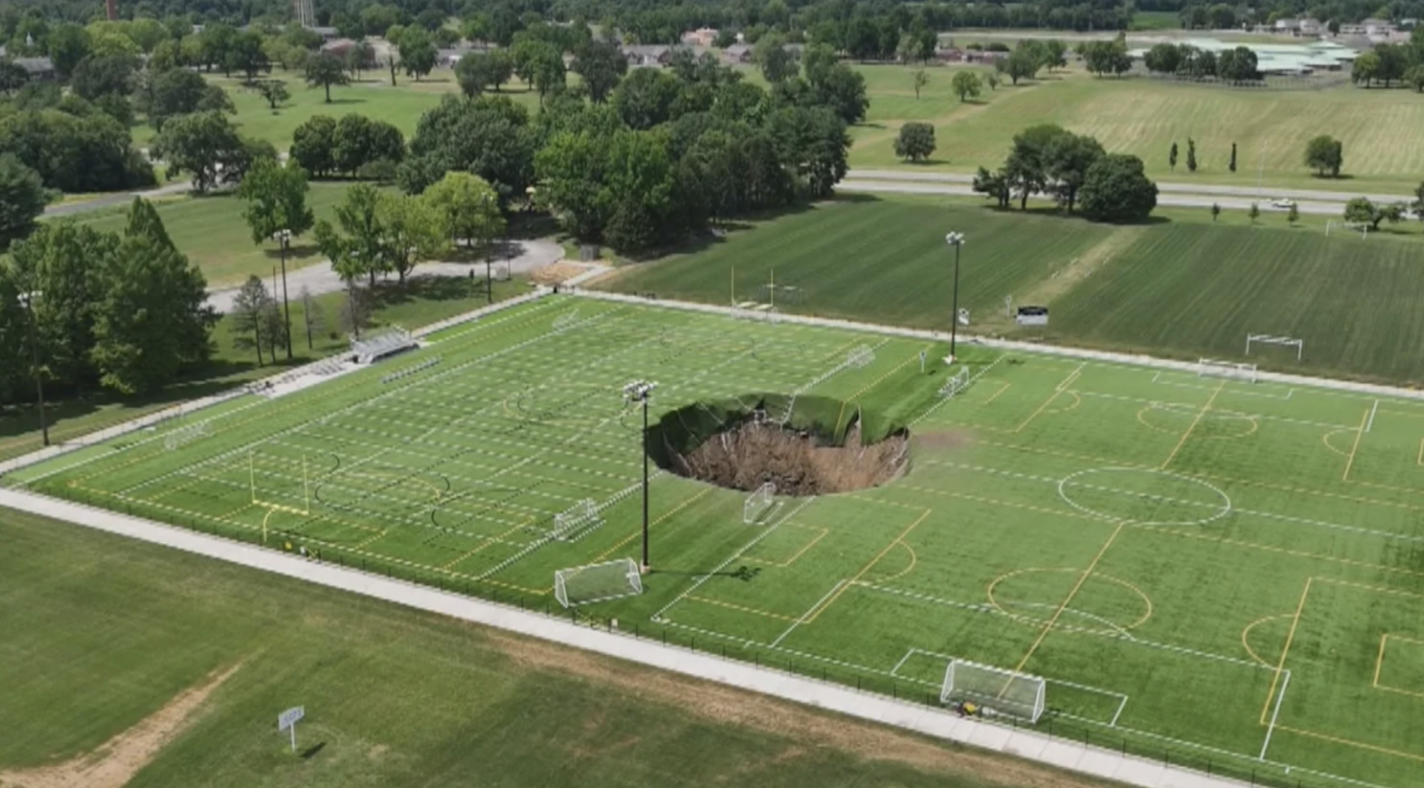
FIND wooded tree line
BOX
[973,125,1158,222]
[0,199,214,405]
[1351,31,1424,90]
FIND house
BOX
[682,27,719,47]
[14,56,55,82]
[935,47,964,63]
[310,26,341,41]
[622,45,675,67]
[1297,18,1323,35]
[721,43,753,64]
[964,50,1008,64]
[1274,18,1300,32]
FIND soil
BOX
[668,418,909,496]
[0,663,243,788]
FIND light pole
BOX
[272,229,293,360]
[622,380,657,574]
[482,194,494,305]
[19,290,47,447]
[945,231,965,361]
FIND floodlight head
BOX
[272,229,292,244]
[945,231,965,247]
[622,380,657,402]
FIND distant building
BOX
[14,56,55,82]
[682,27,719,47]
[721,43,753,65]
[622,44,680,67]
[935,47,964,63]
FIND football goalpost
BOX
[743,482,778,524]
[1197,358,1258,383]
[1325,220,1369,239]
[551,498,602,541]
[164,421,212,450]
[554,557,643,608]
[941,659,1047,724]
[1245,333,1303,362]
[939,366,971,398]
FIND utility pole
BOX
[945,231,965,360]
[273,229,293,360]
[21,291,47,446]
[622,380,657,574]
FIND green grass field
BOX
[0,507,1074,788]
[607,195,1424,385]
[849,66,1424,195]
[10,294,1424,788]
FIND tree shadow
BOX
[263,243,320,260]
[367,275,475,308]
[323,97,369,106]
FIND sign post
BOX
[278,706,305,754]
[918,349,927,373]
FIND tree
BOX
[141,68,233,131]
[1304,135,1343,178]
[1287,203,1299,226]
[1169,141,1178,172]
[1352,51,1380,87]
[1343,197,1397,230]
[238,158,314,245]
[510,39,565,104]
[973,166,1011,209]
[1079,154,1157,223]
[1229,142,1237,173]
[1005,47,1040,85]
[1211,202,1220,222]
[47,23,92,78]
[912,69,929,100]
[986,73,1000,91]
[230,274,271,365]
[152,111,253,194]
[224,31,268,81]
[90,199,214,394]
[756,32,799,84]
[894,122,936,162]
[0,153,45,250]
[298,286,324,350]
[767,106,850,200]
[401,95,536,198]
[252,79,290,110]
[614,68,682,130]
[317,182,386,293]
[399,28,438,81]
[951,70,982,102]
[332,114,405,176]
[70,54,138,102]
[1186,138,1197,173]
[305,52,349,103]
[1143,43,1181,74]
[572,41,627,103]
[1004,123,1069,210]
[290,115,338,178]
[805,62,870,125]
[1249,202,1260,224]
[423,171,505,249]
[1045,133,1106,213]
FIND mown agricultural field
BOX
[608,195,1424,385]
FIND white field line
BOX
[770,579,847,648]
[1076,389,1354,431]
[1259,669,1291,761]
[1367,399,1379,432]
[910,353,1010,427]
[1109,695,1129,728]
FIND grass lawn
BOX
[12,294,1424,788]
[59,182,367,288]
[604,193,1424,385]
[0,276,529,463]
[848,65,1424,195]
[1130,11,1184,30]
[0,507,1080,788]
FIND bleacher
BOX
[352,327,417,365]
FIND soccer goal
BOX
[551,498,602,541]
[1197,358,1258,383]
[846,345,875,369]
[1245,333,1303,362]
[554,557,643,608]
[164,421,211,451]
[743,482,777,524]
[941,659,1047,724]
[939,366,971,398]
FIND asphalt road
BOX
[43,182,195,218]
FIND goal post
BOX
[552,498,602,541]
[939,366,971,399]
[743,482,777,524]
[941,659,1047,724]
[1245,333,1303,362]
[554,558,643,608]
[1197,358,1258,383]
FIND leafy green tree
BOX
[1186,138,1197,173]
[893,122,936,162]
[1143,43,1181,74]
[1169,141,1178,172]
[230,274,272,365]
[1248,202,1260,224]
[1352,51,1380,86]
[1079,154,1157,223]
[238,158,314,245]
[951,70,982,102]
[224,30,268,81]
[7,222,112,388]
[345,40,374,80]
[0,153,46,250]
[571,40,627,103]
[767,106,849,199]
[70,54,139,101]
[1229,142,1237,173]
[252,79,289,110]
[151,110,249,193]
[90,199,214,394]
[1287,203,1299,226]
[614,68,682,130]
[806,61,869,124]
[377,192,445,283]
[305,52,349,103]
[1406,65,1424,93]
[423,171,505,249]
[0,60,29,94]
[973,166,1011,209]
[0,110,154,193]
[1211,202,1220,221]
[332,114,405,176]
[401,95,536,197]
[1343,197,1398,230]
[1005,46,1040,85]
[756,32,799,84]
[1304,135,1343,178]
[316,182,386,292]
[911,69,929,100]
[1045,133,1105,213]
[140,68,233,131]
[399,27,438,81]
[1004,123,1069,209]
[290,115,337,177]
[47,23,92,78]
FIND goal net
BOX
[1197,358,1257,383]
[941,659,1047,724]
[164,421,211,451]
[939,366,971,398]
[551,498,602,541]
[743,482,777,524]
[847,345,875,369]
[554,557,643,608]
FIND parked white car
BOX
[1270,198,1297,209]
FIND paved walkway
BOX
[0,488,1252,788]
[43,182,194,218]
[205,240,564,313]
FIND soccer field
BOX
[9,295,1424,788]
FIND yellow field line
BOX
[900,485,1102,523]
[684,595,799,621]
[1260,577,1313,725]
[1011,522,1124,676]
[846,346,932,402]
[1014,367,1082,433]
[1417,437,1423,466]
[745,527,830,568]
[1133,521,1424,579]
[1342,406,1371,481]
[1313,575,1424,600]
[979,381,1011,406]
[1240,613,1294,668]
[1374,633,1389,687]
[803,508,932,625]
[443,517,535,568]
[1160,381,1224,470]
[1273,725,1424,763]
[595,487,714,562]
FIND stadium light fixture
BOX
[622,380,658,573]
[945,232,966,360]
[272,229,294,360]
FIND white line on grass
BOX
[909,352,1010,427]
[1109,695,1129,728]
[769,579,847,648]
[1259,669,1291,761]
[1367,398,1379,432]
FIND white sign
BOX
[278,706,304,753]
[1016,306,1049,327]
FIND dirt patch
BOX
[670,419,909,496]
[914,429,976,452]
[486,630,1118,788]
[0,663,243,788]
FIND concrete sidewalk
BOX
[0,487,1265,788]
